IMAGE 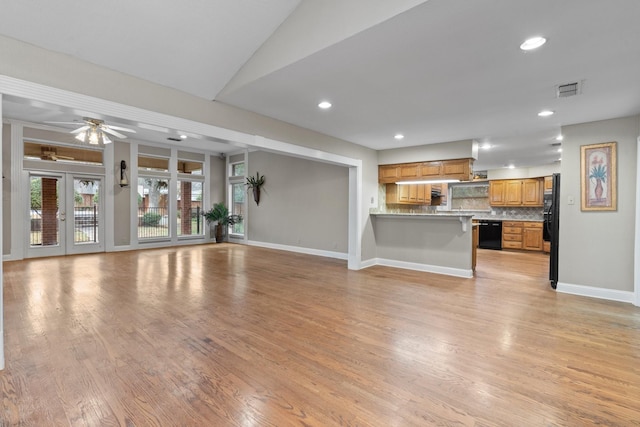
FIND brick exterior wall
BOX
[180,181,192,235]
[41,178,59,246]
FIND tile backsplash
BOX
[488,207,544,220]
[376,184,544,220]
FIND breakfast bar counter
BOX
[370,212,475,278]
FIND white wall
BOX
[377,139,476,165]
[246,151,349,253]
[559,115,640,293]
[2,123,11,255]
[487,163,560,180]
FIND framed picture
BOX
[580,141,617,211]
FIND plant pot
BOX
[215,224,225,243]
[252,187,261,205]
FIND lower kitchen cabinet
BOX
[522,222,543,251]
[502,221,523,249]
[502,221,543,251]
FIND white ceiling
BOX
[2,0,640,171]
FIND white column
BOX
[635,136,640,307]
[0,93,5,369]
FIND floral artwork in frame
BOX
[580,141,617,211]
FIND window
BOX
[177,180,204,236]
[228,161,246,237]
[24,141,103,165]
[138,155,169,172]
[231,182,245,235]
[137,177,169,239]
[231,162,245,177]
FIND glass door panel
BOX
[67,176,104,254]
[27,174,65,257]
[27,173,104,258]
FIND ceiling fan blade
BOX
[70,125,90,134]
[102,127,127,139]
[105,125,136,133]
[44,121,84,125]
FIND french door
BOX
[27,172,105,258]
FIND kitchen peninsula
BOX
[370,212,476,278]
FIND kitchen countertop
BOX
[473,217,543,222]
[370,211,474,218]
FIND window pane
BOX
[231,162,245,177]
[24,141,103,165]
[74,178,100,244]
[178,160,203,175]
[138,177,169,239]
[30,176,60,247]
[177,181,204,236]
[138,155,169,172]
[231,182,245,235]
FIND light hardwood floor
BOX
[2,245,640,426]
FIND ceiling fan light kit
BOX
[47,117,136,145]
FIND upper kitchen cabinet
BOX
[399,163,421,179]
[378,158,474,184]
[544,176,553,193]
[489,180,507,205]
[489,178,543,207]
[522,179,543,206]
[379,165,400,182]
[385,183,432,205]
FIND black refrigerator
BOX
[545,173,560,289]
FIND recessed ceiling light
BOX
[481,143,492,149]
[318,101,332,109]
[507,164,515,169]
[394,134,404,140]
[520,36,547,51]
[556,135,564,141]
[180,134,187,139]
[557,148,563,153]
[538,110,554,117]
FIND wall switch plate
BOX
[567,195,575,205]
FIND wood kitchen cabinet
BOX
[378,158,474,183]
[502,221,543,251]
[379,165,400,182]
[522,222,543,251]
[544,176,553,193]
[385,183,432,205]
[399,164,420,179]
[504,180,523,205]
[522,179,543,206]
[502,221,523,249]
[420,161,442,177]
[489,178,543,207]
[489,180,507,205]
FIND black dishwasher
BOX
[478,220,502,250]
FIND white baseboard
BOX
[365,257,473,278]
[556,282,635,304]
[246,240,348,261]
[358,258,378,269]
[111,245,134,252]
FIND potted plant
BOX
[202,202,242,243]
[246,172,265,205]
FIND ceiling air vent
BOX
[557,81,582,98]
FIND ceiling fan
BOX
[46,117,136,145]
